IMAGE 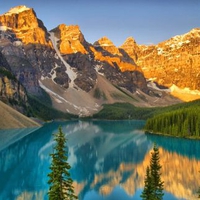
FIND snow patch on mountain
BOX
[0,26,9,31]
[170,85,200,96]
[4,5,30,16]
[49,32,77,87]
[39,79,101,116]
[147,81,170,92]
[170,84,200,102]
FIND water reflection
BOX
[0,120,199,200]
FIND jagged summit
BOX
[0,5,51,46]
[51,23,87,54]
[158,28,200,47]
[120,37,139,62]
[122,37,137,46]
[94,36,115,47]
[4,5,31,16]
[93,36,122,56]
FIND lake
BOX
[0,120,200,200]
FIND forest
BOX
[145,100,200,138]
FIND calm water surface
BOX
[0,120,200,200]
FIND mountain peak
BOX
[188,28,200,37]
[0,5,51,46]
[51,23,87,54]
[57,24,80,31]
[4,5,31,16]
[122,37,136,45]
[121,37,137,49]
[94,36,115,47]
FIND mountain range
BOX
[0,5,199,119]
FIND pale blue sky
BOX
[0,0,200,46]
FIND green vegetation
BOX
[198,181,200,199]
[27,94,77,121]
[93,88,107,100]
[145,100,200,138]
[92,103,156,120]
[114,85,138,101]
[0,67,16,80]
[141,144,164,200]
[48,127,78,200]
[93,98,200,137]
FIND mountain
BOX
[0,5,189,119]
[0,51,28,114]
[121,29,200,101]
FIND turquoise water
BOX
[0,120,199,200]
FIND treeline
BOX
[27,94,78,121]
[92,103,157,120]
[145,105,200,138]
[92,100,200,121]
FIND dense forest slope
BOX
[145,100,200,138]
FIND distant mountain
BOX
[121,29,200,101]
[1,5,194,119]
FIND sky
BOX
[0,0,200,46]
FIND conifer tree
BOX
[197,171,200,198]
[48,127,78,200]
[140,166,154,200]
[141,144,164,200]
[150,144,164,200]
[197,187,200,199]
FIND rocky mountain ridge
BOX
[120,28,200,101]
[1,5,197,117]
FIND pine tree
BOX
[150,144,164,200]
[197,187,200,199]
[140,166,154,200]
[197,171,200,198]
[141,144,164,200]
[48,127,78,200]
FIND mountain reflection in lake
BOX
[0,120,199,200]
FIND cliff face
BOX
[0,5,51,46]
[51,24,148,93]
[120,28,200,100]
[52,24,88,54]
[0,6,70,95]
[0,52,28,114]
[92,36,148,93]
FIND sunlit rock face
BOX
[51,24,148,93]
[50,24,96,92]
[120,37,139,62]
[0,6,69,95]
[92,37,148,93]
[121,28,200,100]
[0,5,51,46]
[93,36,142,72]
[52,24,88,54]
[94,36,122,56]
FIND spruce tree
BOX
[150,144,164,200]
[198,187,200,199]
[48,127,78,200]
[141,144,164,200]
[197,171,200,198]
[140,166,154,200]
